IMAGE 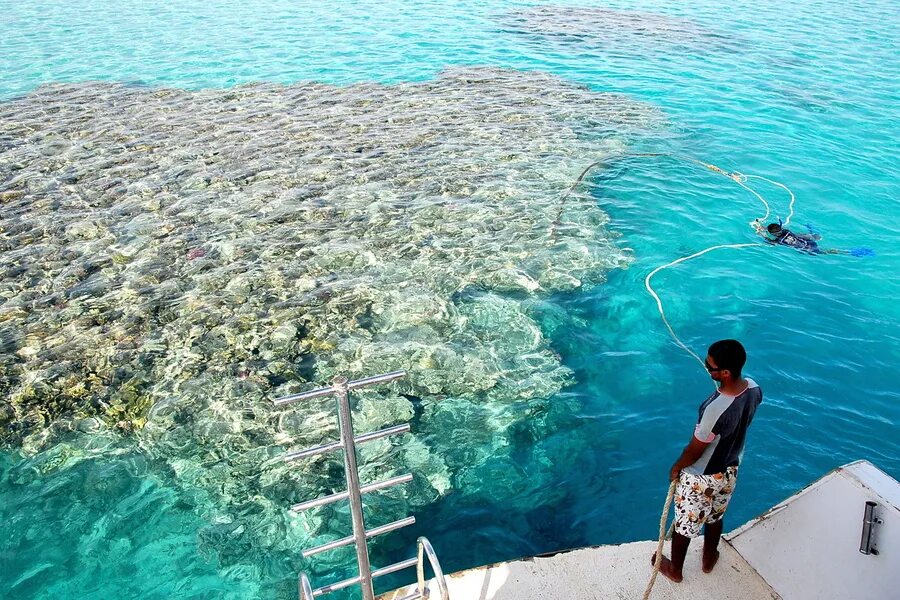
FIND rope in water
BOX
[643,243,762,368]
[553,152,793,368]
[550,153,666,238]
[553,153,796,598]
[641,166,786,598]
[742,173,796,227]
[550,153,793,238]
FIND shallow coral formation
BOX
[0,67,661,579]
[500,5,732,50]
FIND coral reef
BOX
[0,67,662,577]
[500,5,733,50]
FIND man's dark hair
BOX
[767,223,783,234]
[708,339,746,377]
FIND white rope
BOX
[641,160,796,363]
[642,244,759,600]
[635,158,793,599]
[644,481,677,600]
[742,173,796,226]
[552,153,795,368]
[554,153,795,598]
[729,171,770,224]
[551,153,795,238]
[643,243,762,369]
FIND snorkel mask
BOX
[764,218,783,240]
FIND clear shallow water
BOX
[2,0,899,598]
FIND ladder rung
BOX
[372,557,419,579]
[282,424,410,463]
[312,557,417,596]
[283,440,343,462]
[273,386,335,406]
[273,370,406,406]
[391,592,423,600]
[354,423,411,444]
[313,574,361,596]
[291,474,413,512]
[303,517,416,558]
[347,370,406,391]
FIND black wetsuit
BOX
[770,230,820,254]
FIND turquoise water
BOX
[2,0,899,598]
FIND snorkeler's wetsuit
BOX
[772,230,820,254]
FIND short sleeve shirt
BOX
[685,379,763,476]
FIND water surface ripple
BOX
[1,0,899,598]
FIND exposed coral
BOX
[0,67,662,577]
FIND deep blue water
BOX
[2,0,899,598]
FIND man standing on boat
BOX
[652,339,762,582]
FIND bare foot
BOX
[650,552,684,583]
[702,550,720,573]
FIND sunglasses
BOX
[704,360,724,372]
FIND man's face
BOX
[704,354,727,383]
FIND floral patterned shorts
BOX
[674,466,738,538]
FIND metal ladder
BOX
[272,370,450,600]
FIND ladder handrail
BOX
[417,536,450,600]
[300,573,314,600]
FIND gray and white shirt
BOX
[685,379,762,476]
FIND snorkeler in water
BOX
[758,222,874,257]
[763,222,824,254]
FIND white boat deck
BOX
[382,461,899,600]
[381,539,779,600]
